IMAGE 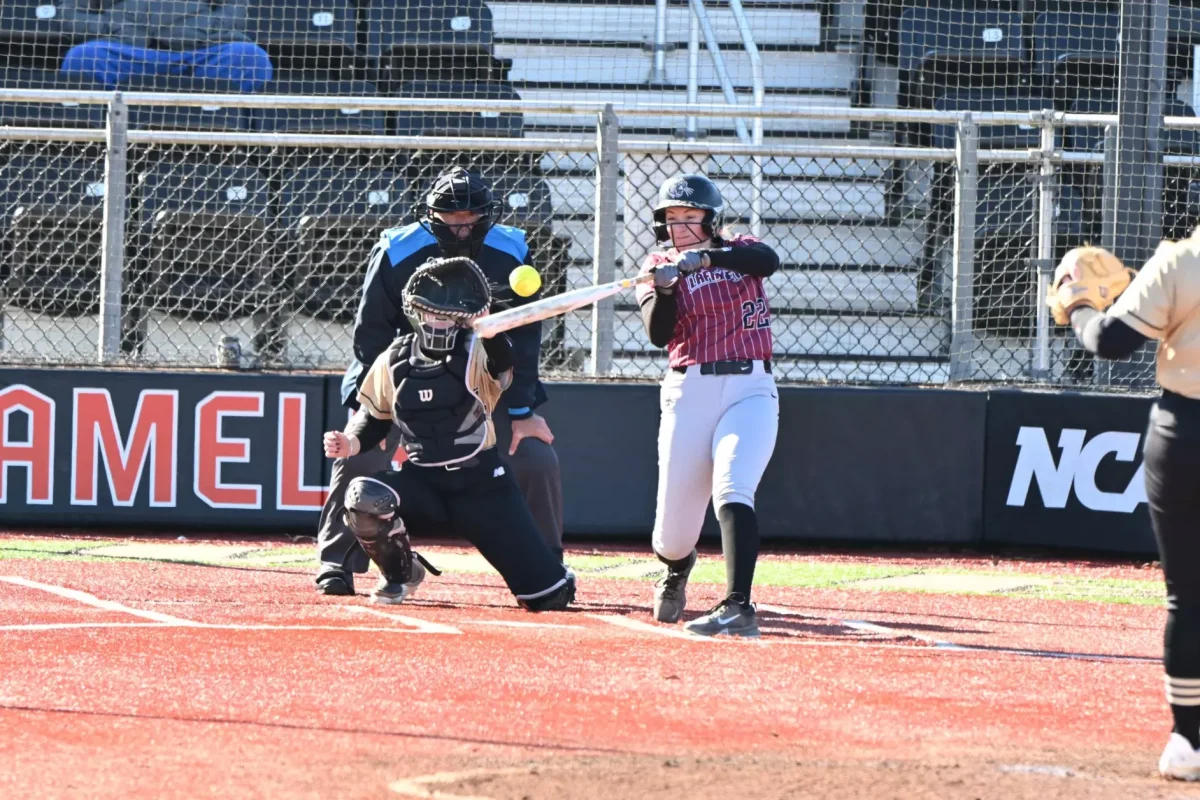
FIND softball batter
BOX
[635,173,781,637]
[1047,238,1200,780]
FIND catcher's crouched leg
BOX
[516,568,577,612]
[343,477,425,602]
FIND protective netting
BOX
[0,0,833,130]
[0,1,1194,393]
[75,143,582,371]
[615,149,950,383]
[0,140,107,364]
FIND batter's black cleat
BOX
[316,571,355,596]
[684,593,760,638]
[653,548,697,623]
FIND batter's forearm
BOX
[705,242,780,277]
[640,292,678,348]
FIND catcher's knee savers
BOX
[1047,246,1137,326]
[343,477,415,584]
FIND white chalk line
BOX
[342,605,463,634]
[2,575,461,635]
[460,620,583,630]
[757,604,1156,663]
[0,622,173,632]
[0,575,1159,661]
[587,614,715,641]
[389,767,539,799]
[0,576,196,625]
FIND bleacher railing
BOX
[0,89,1192,391]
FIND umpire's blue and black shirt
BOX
[340,222,548,419]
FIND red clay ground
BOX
[2,533,1199,799]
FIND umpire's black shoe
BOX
[684,593,760,638]
[316,571,355,596]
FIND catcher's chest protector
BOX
[386,337,489,465]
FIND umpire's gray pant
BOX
[315,406,565,579]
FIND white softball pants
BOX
[652,362,780,561]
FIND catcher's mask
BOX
[416,166,498,258]
[402,256,491,354]
[652,173,726,247]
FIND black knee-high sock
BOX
[717,502,759,603]
[1166,605,1200,748]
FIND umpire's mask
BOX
[418,167,498,258]
[402,256,492,355]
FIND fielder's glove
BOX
[673,250,709,273]
[1046,246,1137,326]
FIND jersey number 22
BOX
[741,298,769,330]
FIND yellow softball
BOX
[509,265,542,297]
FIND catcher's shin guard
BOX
[343,477,416,584]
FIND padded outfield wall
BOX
[0,368,1157,556]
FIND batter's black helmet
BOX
[652,174,726,245]
[402,256,492,353]
[417,167,499,258]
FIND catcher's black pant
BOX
[361,446,568,600]
[1145,390,1200,744]
[317,406,564,578]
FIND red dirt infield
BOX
[2,533,1199,799]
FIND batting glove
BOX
[673,251,708,273]
[653,264,680,292]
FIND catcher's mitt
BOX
[1046,246,1137,326]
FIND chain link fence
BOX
[0,94,1188,392]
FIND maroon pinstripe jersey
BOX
[636,235,773,367]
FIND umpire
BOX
[1047,240,1200,781]
[315,166,564,595]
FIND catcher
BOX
[1047,238,1200,780]
[321,256,576,612]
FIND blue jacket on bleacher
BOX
[57,0,272,92]
[339,222,549,420]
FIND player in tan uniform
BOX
[1048,238,1200,780]
[322,256,575,611]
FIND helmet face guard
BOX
[652,174,726,246]
[411,311,461,353]
[417,167,499,258]
[401,256,492,355]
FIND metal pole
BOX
[949,115,978,382]
[652,0,668,84]
[98,92,127,364]
[729,0,765,236]
[686,8,699,140]
[1145,0,1168,245]
[1102,125,1119,251]
[590,105,620,376]
[688,0,751,144]
[1112,0,1163,388]
[1193,44,1200,120]
[1032,115,1056,380]
[1095,123,1118,388]
[1115,0,1151,267]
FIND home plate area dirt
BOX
[2,532,1199,799]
